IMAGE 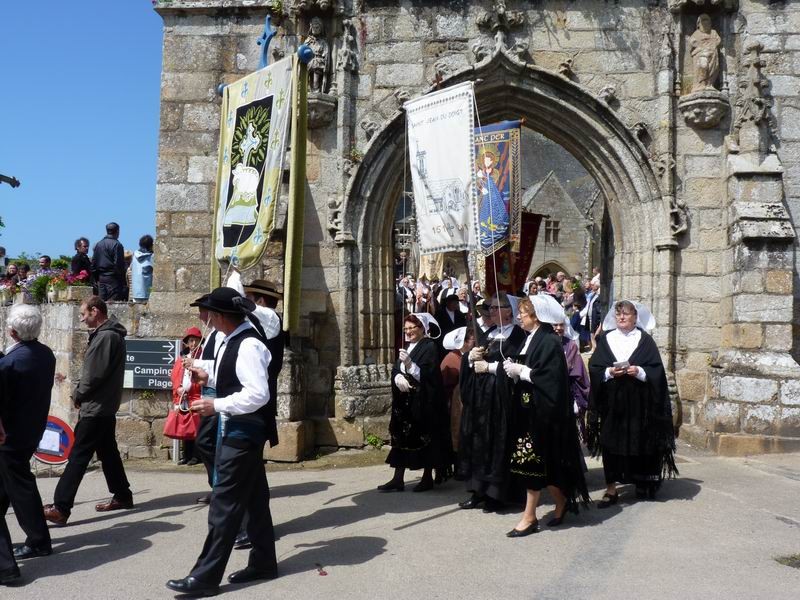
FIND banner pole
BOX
[283,48,311,334]
[461,250,481,342]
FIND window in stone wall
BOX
[544,219,560,245]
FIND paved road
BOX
[5,444,800,599]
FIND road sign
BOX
[34,416,75,465]
[124,338,179,390]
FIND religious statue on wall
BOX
[305,16,329,93]
[688,13,721,92]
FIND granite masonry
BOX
[105,0,800,459]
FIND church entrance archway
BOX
[339,51,677,370]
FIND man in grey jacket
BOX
[43,296,133,525]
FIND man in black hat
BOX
[167,288,277,596]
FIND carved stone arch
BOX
[338,51,678,367]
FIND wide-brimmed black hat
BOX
[243,279,283,300]
[189,293,210,308]
[195,287,256,315]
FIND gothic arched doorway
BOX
[340,51,677,370]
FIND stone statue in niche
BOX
[677,13,729,129]
[305,17,329,93]
[688,13,721,92]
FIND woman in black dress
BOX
[587,300,677,507]
[457,292,527,513]
[379,313,451,492]
[502,295,590,537]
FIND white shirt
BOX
[516,327,539,383]
[4,341,20,355]
[604,327,647,382]
[207,322,272,415]
[193,328,224,377]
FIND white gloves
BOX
[469,346,486,363]
[398,349,412,370]
[473,360,489,374]
[394,374,411,393]
[503,360,525,379]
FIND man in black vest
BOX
[167,288,277,596]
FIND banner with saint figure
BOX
[404,82,479,255]
[213,57,293,270]
[474,120,522,256]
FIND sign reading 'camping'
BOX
[124,339,179,390]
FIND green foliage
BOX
[231,105,272,168]
[52,256,70,270]
[138,390,156,401]
[26,274,55,303]
[10,252,38,269]
[365,433,384,450]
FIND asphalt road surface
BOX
[5,444,800,599]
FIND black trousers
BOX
[54,416,132,515]
[195,414,218,488]
[189,438,276,584]
[97,276,126,302]
[0,515,14,572]
[0,448,50,549]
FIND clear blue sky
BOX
[0,1,163,259]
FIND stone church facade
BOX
[524,171,593,280]
[149,0,800,458]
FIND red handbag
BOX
[163,393,200,440]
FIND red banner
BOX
[484,213,543,295]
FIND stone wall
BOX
[149,0,800,455]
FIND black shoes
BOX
[13,544,52,560]
[506,521,539,538]
[177,458,188,465]
[458,495,484,509]
[227,566,279,584]
[233,533,252,550]
[165,576,220,596]
[0,566,21,586]
[377,480,404,492]
[412,479,433,493]
[547,509,568,528]
[597,492,619,509]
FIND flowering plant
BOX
[65,269,91,287]
[19,268,89,303]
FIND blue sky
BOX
[0,1,163,259]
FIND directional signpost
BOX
[124,339,179,390]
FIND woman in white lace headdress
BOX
[587,300,677,508]
[379,313,452,493]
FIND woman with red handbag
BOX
[163,327,202,463]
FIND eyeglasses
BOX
[488,305,510,311]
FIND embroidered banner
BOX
[474,120,523,256]
[213,57,293,270]
[484,212,543,294]
[404,82,479,255]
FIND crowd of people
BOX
[0,259,678,589]
[0,222,154,303]
[0,274,287,593]
[388,267,678,536]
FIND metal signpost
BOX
[124,339,179,390]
